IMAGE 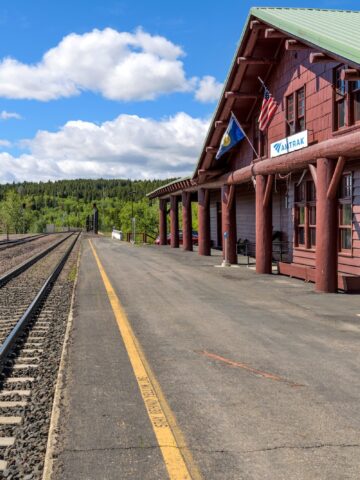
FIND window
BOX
[294,179,316,249]
[286,94,295,136]
[351,80,360,123]
[286,87,305,136]
[334,65,346,129]
[333,66,360,130]
[307,181,316,248]
[338,173,352,252]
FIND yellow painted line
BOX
[89,240,202,480]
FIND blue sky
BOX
[0,0,358,182]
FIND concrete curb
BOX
[42,237,82,480]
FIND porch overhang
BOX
[147,176,195,200]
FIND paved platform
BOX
[53,237,360,479]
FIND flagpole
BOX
[258,76,265,89]
[231,112,260,160]
[258,77,292,132]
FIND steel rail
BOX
[0,233,80,371]
[0,233,48,250]
[0,233,44,245]
[0,233,74,288]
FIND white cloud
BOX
[0,28,196,101]
[195,75,223,103]
[0,110,22,120]
[0,139,11,147]
[0,113,210,183]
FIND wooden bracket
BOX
[197,188,210,207]
[285,39,309,51]
[310,52,335,64]
[308,164,317,188]
[215,119,250,129]
[265,28,286,39]
[263,175,274,208]
[198,169,225,182]
[228,184,235,209]
[327,156,347,200]
[159,199,167,211]
[206,146,217,154]
[222,184,235,209]
[225,91,258,100]
[250,20,266,30]
[341,68,360,81]
[237,56,277,65]
[204,189,209,206]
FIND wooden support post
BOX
[263,175,274,208]
[182,192,192,252]
[198,188,211,256]
[315,158,338,293]
[327,156,346,200]
[221,185,237,264]
[308,164,317,188]
[170,195,179,248]
[256,175,273,274]
[159,199,167,245]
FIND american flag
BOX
[258,86,278,132]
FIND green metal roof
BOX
[150,8,360,197]
[146,176,191,198]
[252,7,360,66]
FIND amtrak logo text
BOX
[270,131,308,158]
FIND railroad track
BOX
[0,234,48,251]
[0,232,81,478]
[0,232,73,288]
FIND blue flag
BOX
[216,113,245,160]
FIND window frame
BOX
[286,86,306,137]
[334,65,347,130]
[338,172,353,255]
[350,80,360,125]
[332,65,360,131]
[294,179,316,250]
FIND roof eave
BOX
[191,11,254,181]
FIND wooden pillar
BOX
[198,188,211,256]
[316,158,338,293]
[170,195,179,248]
[256,175,273,274]
[182,192,193,252]
[159,199,167,245]
[221,185,237,264]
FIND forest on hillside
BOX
[0,178,185,236]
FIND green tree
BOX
[0,190,25,235]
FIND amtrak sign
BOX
[270,130,308,158]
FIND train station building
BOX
[148,7,360,293]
